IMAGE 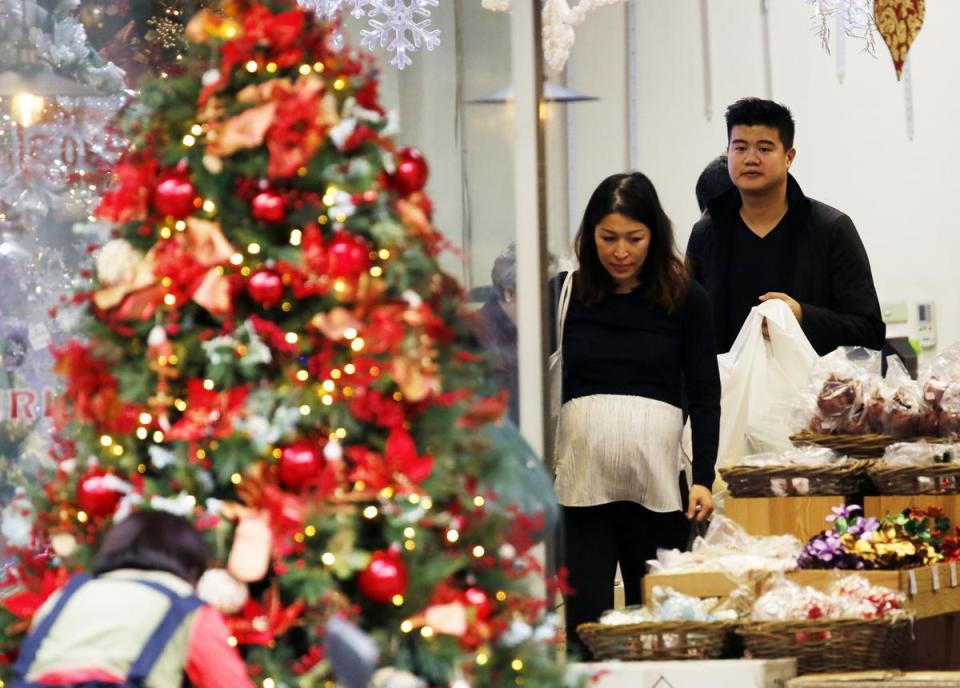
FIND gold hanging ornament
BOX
[874,0,925,80]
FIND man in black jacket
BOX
[687,97,885,356]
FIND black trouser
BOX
[561,500,690,660]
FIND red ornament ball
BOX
[278,442,323,490]
[251,190,287,224]
[154,173,197,219]
[357,550,408,603]
[328,232,371,278]
[463,587,494,622]
[76,470,124,518]
[247,269,284,306]
[389,147,429,196]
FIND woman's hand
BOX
[686,484,714,522]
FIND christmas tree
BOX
[0,1,570,686]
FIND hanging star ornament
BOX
[874,0,925,80]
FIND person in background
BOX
[554,172,720,659]
[474,243,520,425]
[695,154,734,214]
[687,97,885,356]
[10,510,253,688]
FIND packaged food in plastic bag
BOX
[738,446,844,468]
[919,343,960,437]
[648,515,803,578]
[752,577,835,621]
[796,346,883,435]
[883,441,957,466]
[879,355,924,437]
[941,384,960,438]
[751,574,903,622]
[829,575,904,619]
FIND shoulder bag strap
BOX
[12,573,92,679]
[124,579,205,686]
[555,270,575,355]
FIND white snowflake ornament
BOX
[360,0,441,70]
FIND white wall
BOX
[566,0,960,357]
[349,1,960,355]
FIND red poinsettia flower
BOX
[166,379,249,441]
[267,93,326,178]
[349,388,406,429]
[354,78,384,114]
[95,150,158,224]
[346,428,433,489]
[52,342,133,434]
[248,315,301,355]
[3,565,71,633]
[228,586,305,647]
[361,305,407,355]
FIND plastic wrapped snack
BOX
[752,577,835,621]
[919,344,960,437]
[940,384,960,438]
[598,587,743,625]
[751,575,903,622]
[883,441,957,467]
[796,347,883,436]
[649,515,803,578]
[879,356,924,437]
[829,575,904,619]
[738,446,844,468]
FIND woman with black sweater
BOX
[555,172,721,659]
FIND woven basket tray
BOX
[868,461,960,495]
[790,432,949,459]
[720,461,870,498]
[577,620,737,661]
[736,615,911,675]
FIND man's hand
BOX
[686,484,714,522]
[759,292,803,323]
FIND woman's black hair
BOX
[93,510,209,585]
[573,172,689,310]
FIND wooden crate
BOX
[643,569,764,604]
[643,563,960,620]
[724,496,840,542]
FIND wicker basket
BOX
[868,461,960,495]
[736,614,911,674]
[577,620,737,661]
[720,461,870,497]
[789,432,951,459]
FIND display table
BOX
[725,495,841,542]
[568,658,796,687]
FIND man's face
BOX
[727,124,795,195]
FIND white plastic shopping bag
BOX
[682,299,818,486]
[718,299,819,467]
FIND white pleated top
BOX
[554,394,684,512]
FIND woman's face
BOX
[594,212,651,291]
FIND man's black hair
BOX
[725,97,795,149]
